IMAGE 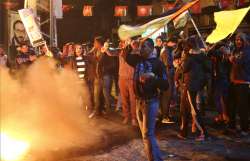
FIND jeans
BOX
[86,79,94,110]
[136,98,163,161]
[228,83,250,131]
[160,75,174,119]
[102,75,112,111]
[213,80,229,114]
[235,84,250,132]
[94,78,103,114]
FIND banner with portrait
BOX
[18,8,45,47]
[8,10,29,48]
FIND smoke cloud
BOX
[0,57,120,159]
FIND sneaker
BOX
[195,134,205,141]
[131,119,138,127]
[162,117,175,124]
[240,131,249,137]
[115,106,121,112]
[177,134,187,140]
[88,111,96,119]
[102,110,108,115]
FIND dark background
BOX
[1,0,249,48]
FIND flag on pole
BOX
[118,0,199,40]
[173,11,189,28]
[206,6,250,44]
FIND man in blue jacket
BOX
[125,38,169,161]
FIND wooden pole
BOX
[188,11,207,48]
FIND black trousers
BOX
[179,87,206,137]
[228,83,250,132]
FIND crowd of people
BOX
[1,31,250,161]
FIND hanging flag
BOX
[190,0,201,14]
[218,0,231,9]
[206,6,250,44]
[118,0,200,40]
[62,4,73,13]
[173,11,189,28]
[2,1,19,10]
[162,2,176,13]
[236,0,246,8]
[137,5,152,17]
[114,6,128,17]
[83,5,93,16]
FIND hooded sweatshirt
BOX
[183,51,211,91]
[230,33,250,83]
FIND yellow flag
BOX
[206,6,250,44]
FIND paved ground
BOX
[26,111,250,161]
[68,126,250,161]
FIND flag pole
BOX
[139,0,200,43]
[188,11,207,48]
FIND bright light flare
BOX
[0,133,30,161]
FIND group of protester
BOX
[1,31,250,161]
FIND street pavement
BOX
[65,111,250,161]
[26,111,250,161]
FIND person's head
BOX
[0,44,4,56]
[140,38,155,59]
[41,45,48,53]
[74,43,83,57]
[184,35,200,53]
[118,40,126,48]
[19,44,29,54]
[166,36,178,48]
[94,36,104,50]
[67,42,74,55]
[62,43,69,57]
[131,40,139,50]
[155,36,163,47]
[173,56,181,68]
[235,32,248,49]
[13,20,26,43]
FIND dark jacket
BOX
[183,53,211,92]
[85,49,103,80]
[126,52,169,99]
[155,46,162,58]
[211,49,231,83]
[98,53,117,77]
[160,47,174,77]
[230,46,250,83]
